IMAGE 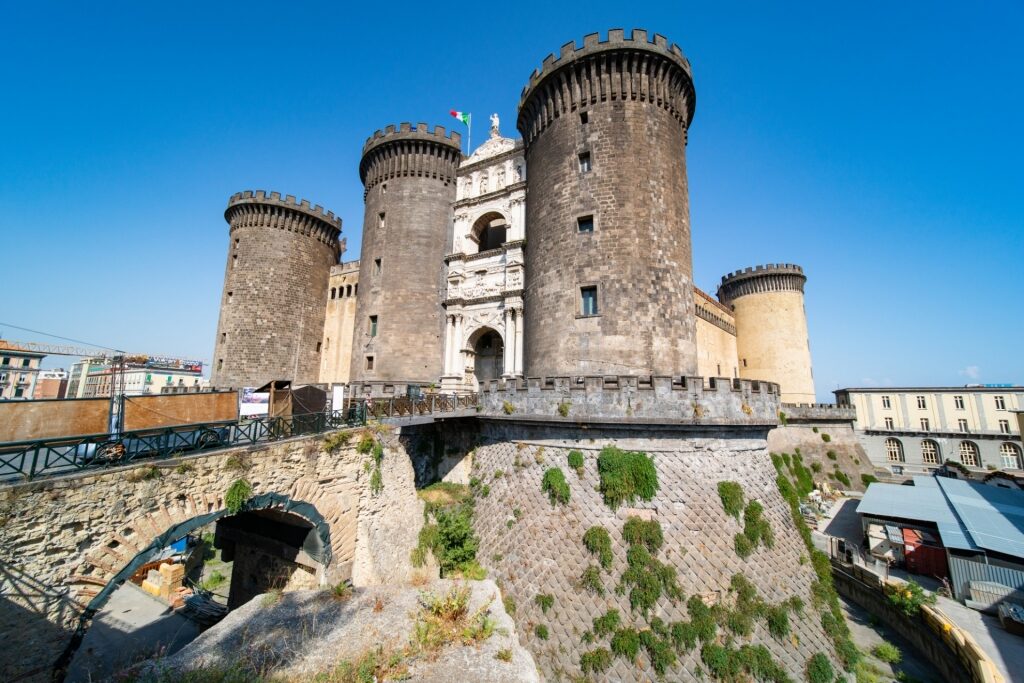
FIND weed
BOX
[826,450,837,460]
[717,481,744,519]
[861,474,879,486]
[582,526,613,570]
[579,648,611,674]
[596,446,658,509]
[260,589,282,607]
[778,411,788,425]
[127,465,162,482]
[222,453,249,471]
[567,449,584,475]
[833,469,851,488]
[495,648,513,662]
[502,595,516,616]
[734,533,754,559]
[806,652,834,683]
[811,462,822,473]
[886,580,935,617]
[610,627,639,659]
[369,467,383,495]
[534,593,554,613]
[502,400,515,415]
[579,565,604,596]
[493,469,504,479]
[322,430,352,453]
[872,641,901,664]
[557,401,571,417]
[356,432,375,454]
[174,462,195,475]
[200,570,226,591]
[591,609,620,637]
[330,581,353,601]
[225,479,252,514]
[534,446,545,464]
[541,467,570,505]
[534,624,549,640]
[622,517,664,552]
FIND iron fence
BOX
[359,393,478,419]
[0,404,367,482]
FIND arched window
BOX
[347,284,353,297]
[1000,442,1023,470]
[920,440,940,465]
[959,441,980,468]
[330,287,336,299]
[885,438,905,462]
[469,212,509,253]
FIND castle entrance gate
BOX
[471,328,503,386]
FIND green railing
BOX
[0,404,366,482]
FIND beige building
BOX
[84,368,205,398]
[694,287,739,380]
[836,386,1024,474]
[0,340,46,400]
[319,260,359,385]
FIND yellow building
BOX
[319,260,359,385]
[0,340,46,400]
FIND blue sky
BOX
[1,2,1021,399]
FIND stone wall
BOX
[211,190,341,389]
[768,420,877,491]
[0,428,422,682]
[518,30,698,378]
[479,375,780,425]
[469,419,841,681]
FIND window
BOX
[580,111,589,124]
[355,284,358,295]
[374,259,382,276]
[14,387,23,398]
[21,358,30,368]
[221,332,226,343]
[958,419,969,432]
[330,287,336,299]
[316,342,322,353]
[916,395,927,409]
[743,358,748,368]
[885,438,905,462]
[959,441,980,467]
[217,359,223,371]
[378,212,385,228]
[580,286,598,316]
[1000,442,1023,469]
[921,440,940,464]
[1,357,8,366]
[954,395,965,410]
[347,285,352,297]
[232,254,237,268]
[884,417,894,430]
[578,152,591,173]
[920,418,930,431]
[381,183,387,194]
[577,215,594,233]
[999,420,1011,434]
[365,356,375,371]
[227,291,233,303]
[995,396,1006,410]
[881,395,891,409]
[369,315,378,337]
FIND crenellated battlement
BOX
[717,263,807,304]
[516,28,697,145]
[479,375,780,425]
[359,122,463,191]
[226,190,341,230]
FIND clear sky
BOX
[2,2,1021,399]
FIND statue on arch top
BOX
[490,113,500,138]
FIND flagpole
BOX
[467,114,472,155]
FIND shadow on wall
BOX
[0,560,81,682]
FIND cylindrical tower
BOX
[517,29,698,378]
[211,190,341,389]
[350,123,462,385]
[717,264,815,404]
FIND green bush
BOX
[557,401,571,418]
[826,450,837,460]
[534,593,554,613]
[639,628,677,674]
[622,517,663,552]
[779,411,788,425]
[833,469,851,488]
[583,526,613,570]
[592,609,620,637]
[369,466,383,495]
[225,479,252,514]
[579,648,612,674]
[742,500,773,549]
[431,505,479,575]
[861,474,879,486]
[821,433,831,443]
[356,432,375,454]
[541,467,570,505]
[872,641,901,664]
[886,580,936,617]
[579,564,604,595]
[621,544,683,614]
[502,595,516,616]
[502,400,515,415]
[596,446,658,509]
[610,628,640,659]
[717,481,745,519]
[765,605,790,639]
[567,449,584,474]
[534,624,548,640]
[812,427,819,433]
[806,653,834,683]
[811,462,822,473]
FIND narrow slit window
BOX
[365,356,375,371]
[369,315,378,337]
[374,258,382,276]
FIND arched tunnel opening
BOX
[64,502,328,682]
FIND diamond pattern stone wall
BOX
[470,425,839,681]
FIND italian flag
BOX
[449,110,470,126]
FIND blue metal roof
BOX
[857,476,1024,559]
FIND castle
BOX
[210,29,816,405]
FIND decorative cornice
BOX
[454,181,527,209]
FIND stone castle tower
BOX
[210,191,341,389]
[517,30,698,377]
[349,124,462,385]
[718,263,815,403]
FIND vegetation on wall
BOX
[717,481,744,519]
[411,488,481,578]
[567,449,584,476]
[596,446,658,509]
[885,579,936,617]
[225,479,252,514]
[583,526,613,570]
[322,430,352,453]
[541,467,570,505]
[619,518,683,614]
[557,401,571,417]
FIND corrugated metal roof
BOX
[856,478,977,551]
[935,477,1024,559]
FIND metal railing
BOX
[0,404,367,482]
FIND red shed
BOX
[903,528,949,580]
